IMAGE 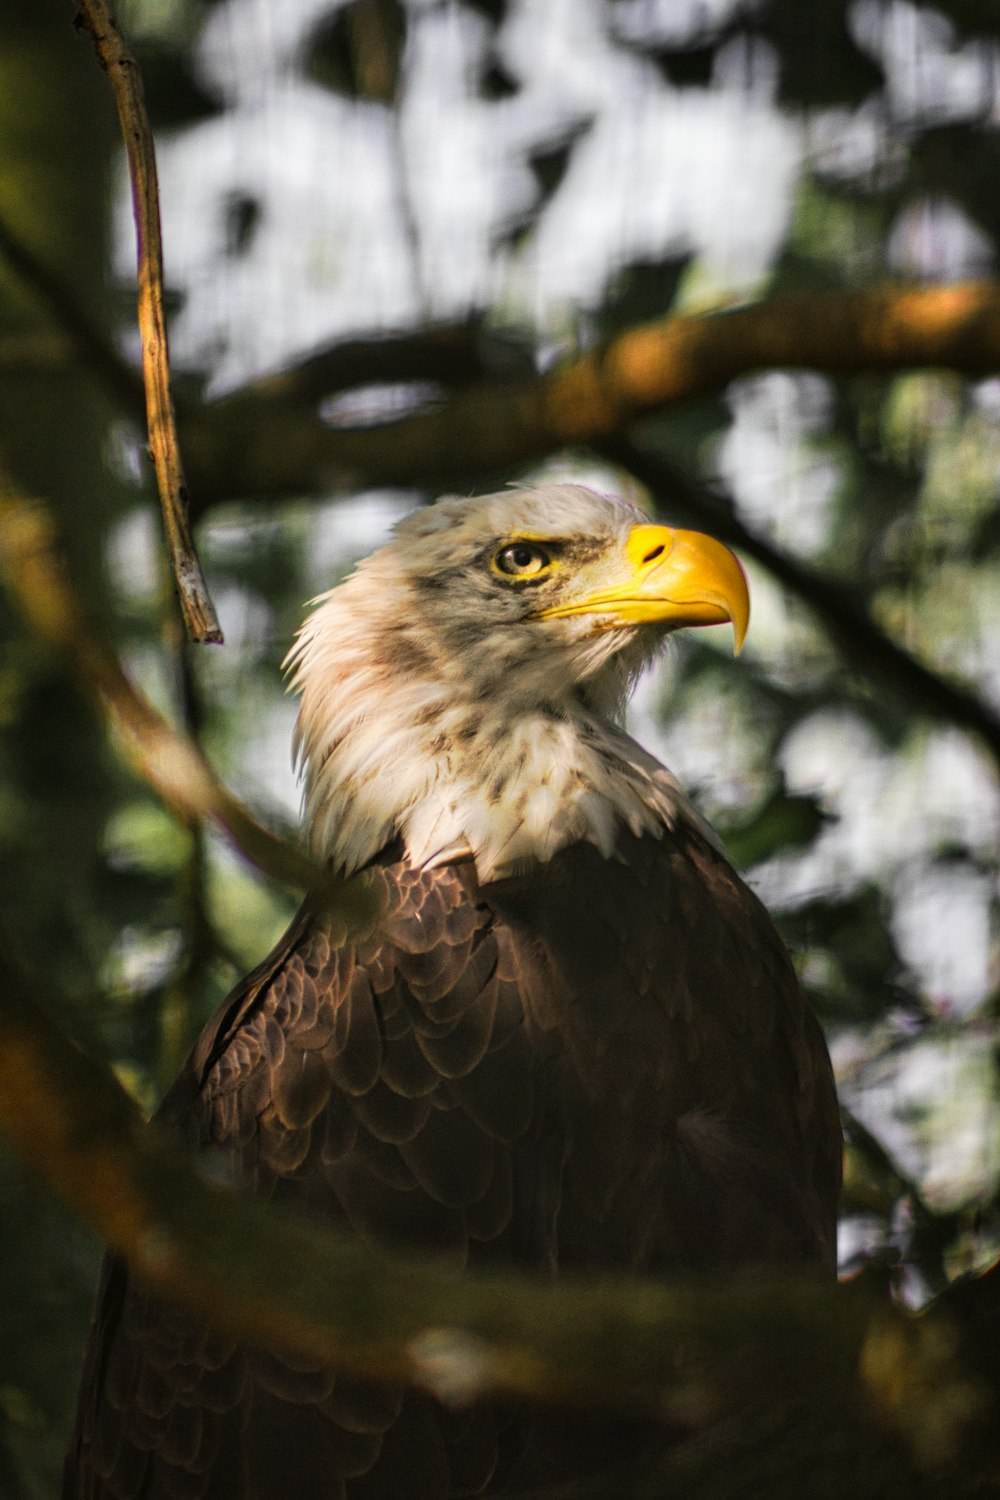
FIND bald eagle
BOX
[66,484,840,1499]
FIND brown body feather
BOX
[65,827,840,1500]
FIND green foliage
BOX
[760,0,885,108]
[0,1155,99,1500]
[723,787,829,868]
[304,0,407,104]
[1,0,999,1493]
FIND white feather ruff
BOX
[285,486,716,882]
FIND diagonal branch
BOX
[597,436,1000,772]
[0,206,145,417]
[72,0,222,644]
[0,475,361,909]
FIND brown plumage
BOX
[65,485,840,1499]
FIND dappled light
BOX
[1,0,999,1496]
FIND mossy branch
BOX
[0,476,367,912]
[180,283,1000,510]
[0,945,997,1496]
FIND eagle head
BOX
[286,484,748,880]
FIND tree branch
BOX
[0,477,366,912]
[596,436,1000,772]
[185,289,1000,771]
[72,0,222,644]
[1,944,995,1492]
[207,320,528,420]
[181,282,1000,511]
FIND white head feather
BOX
[285,484,717,881]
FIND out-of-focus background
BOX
[1,0,999,1492]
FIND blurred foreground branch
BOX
[218,320,527,418]
[0,206,145,416]
[0,946,997,1499]
[159,618,216,1080]
[182,282,1000,510]
[0,477,342,902]
[72,0,222,644]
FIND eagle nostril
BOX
[642,544,665,564]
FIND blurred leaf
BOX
[971,505,1000,557]
[528,120,593,207]
[492,122,594,252]
[132,37,222,129]
[779,178,897,291]
[478,54,519,100]
[103,799,192,878]
[459,0,509,23]
[303,0,407,105]
[723,788,829,866]
[634,397,730,478]
[207,851,296,973]
[758,0,885,108]
[594,252,692,335]
[222,192,261,259]
[837,679,913,752]
[842,1136,900,1217]
[933,0,1000,40]
[646,38,720,89]
[97,866,176,930]
[608,0,733,86]
[780,885,915,1024]
[907,127,1000,248]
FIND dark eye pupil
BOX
[496,542,549,576]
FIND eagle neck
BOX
[288,579,709,882]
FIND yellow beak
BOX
[538,525,750,653]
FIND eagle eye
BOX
[494,542,551,578]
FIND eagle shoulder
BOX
[487,828,840,1271]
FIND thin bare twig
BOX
[341,0,427,307]
[159,612,216,1082]
[72,0,222,643]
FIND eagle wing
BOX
[65,831,840,1500]
[65,856,553,1500]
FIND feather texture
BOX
[66,485,840,1498]
[66,832,840,1499]
[286,487,719,880]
